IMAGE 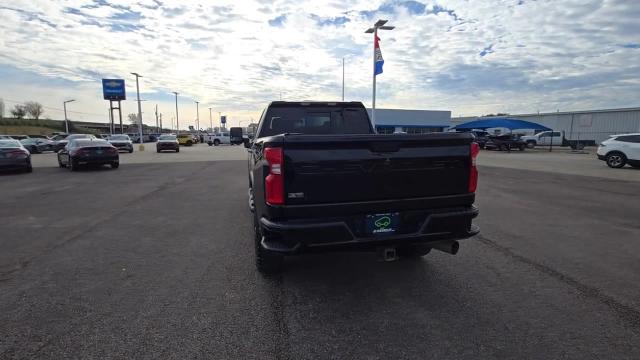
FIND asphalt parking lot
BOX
[1,145,640,359]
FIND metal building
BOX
[452,107,640,144]
[367,108,451,134]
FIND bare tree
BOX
[23,101,45,119]
[11,105,26,119]
[0,98,5,119]
[128,113,139,124]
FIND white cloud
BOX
[0,0,638,127]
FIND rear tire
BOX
[519,144,525,151]
[397,244,431,258]
[129,149,133,153]
[606,152,627,168]
[69,159,77,171]
[111,162,119,169]
[499,144,508,151]
[186,140,193,146]
[176,148,180,153]
[254,214,283,274]
[213,139,220,146]
[25,164,33,173]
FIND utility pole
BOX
[172,92,179,133]
[159,113,162,133]
[155,104,159,133]
[63,99,75,133]
[195,100,200,139]
[131,72,144,150]
[365,19,395,128]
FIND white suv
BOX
[597,133,640,168]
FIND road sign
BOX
[102,79,126,101]
[221,115,226,124]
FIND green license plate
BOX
[365,213,399,236]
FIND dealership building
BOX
[367,108,451,134]
[451,107,640,144]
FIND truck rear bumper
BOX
[259,206,479,254]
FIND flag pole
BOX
[372,29,377,128]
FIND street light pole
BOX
[172,92,179,133]
[63,99,75,133]
[131,72,144,150]
[195,101,200,137]
[365,19,395,129]
[208,107,213,132]
[342,57,345,101]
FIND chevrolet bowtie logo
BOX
[105,81,120,87]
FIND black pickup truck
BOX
[246,101,479,273]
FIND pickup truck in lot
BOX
[246,101,480,273]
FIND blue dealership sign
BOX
[102,79,126,101]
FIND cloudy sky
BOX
[0,0,638,128]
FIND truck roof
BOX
[268,101,365,108]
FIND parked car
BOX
[57,139,119,171]
[230,127,244,145]
[0,139,32,173]
[53,133,96,152]
[50,134,69,141]
[470,130,490,149]
[521,130,596,150]
[0,135,13,139]
[246,101,479,273]
[177,133,194,146]
[156,134,180,152]
[206,132,230,146]
[10,135,29,140]
[20,138,55,153]
[108,134,134,153]
[27,134,50,139]
[597,133,640,168]
[484,134,526,151]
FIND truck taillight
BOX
[264,147,284,205]
[469,142,479,193]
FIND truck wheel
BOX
[519,144,525,151]
[576,142,585,150]
[208,142,213,146]
[213,139,220,146]
[186,140,193,146]
[526,141,536,149]
[606,152,627,168]
[254,214,283,274]
[499,144,508,151]
[397,244,431,258]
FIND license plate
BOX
[95,150,103,154]
[365,212,399,236]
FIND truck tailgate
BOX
[282,133,473,205]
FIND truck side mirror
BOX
[243,138,251,148]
